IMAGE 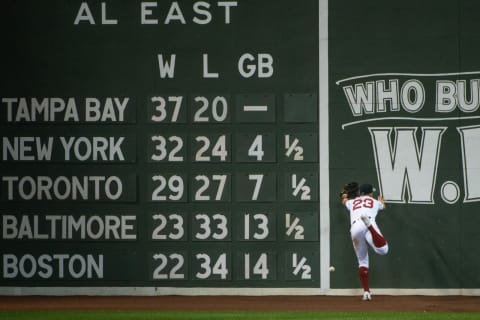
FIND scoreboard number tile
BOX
[149,173,187,202]
[235,251,276,281]
[283,93,318,123]
[190,173,231,202]
[234,209,276,241]
[284,250,319,281]
[191,251,231,281]
[190,95,231,123]
[283,172,318,201]
[147,95,187,123]
[191,133,231,162]
[150,251,188,281]
[282,133,318,162]
[235,94,275,123]
[191,211,231,241]
[234,132,276,162]
[235,172,276,202]
[148,133,186,163]
[150,212,187,241]
[283,211,319,241]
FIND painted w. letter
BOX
[369,127,446,204]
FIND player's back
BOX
[346,195,383,224]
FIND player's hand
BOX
[340,192,348,204]
[378,195,386,208]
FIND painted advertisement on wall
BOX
[330,0,480,289]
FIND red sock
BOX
[359,267,369,292]
[368,226,387,247]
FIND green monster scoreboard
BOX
[0,0,320,290]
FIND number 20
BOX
[194,96,228,122]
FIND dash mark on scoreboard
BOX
[243,105,268,112]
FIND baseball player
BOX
[340,183,389,301]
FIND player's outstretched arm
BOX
[339,182,358,206]
[341,193,348,205]
[378,195,386,209]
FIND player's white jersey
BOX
[345,195,384,225]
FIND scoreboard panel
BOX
[0,0,320,290]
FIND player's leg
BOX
[351,223,370,299]
[366,232,389,255]
[361,215,387,249]
[358,266,370,301]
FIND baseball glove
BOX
[339,181,359,199]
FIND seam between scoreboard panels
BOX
[318,0,330,292]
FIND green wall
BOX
[2,0,480,292]
[330,0,480,289]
